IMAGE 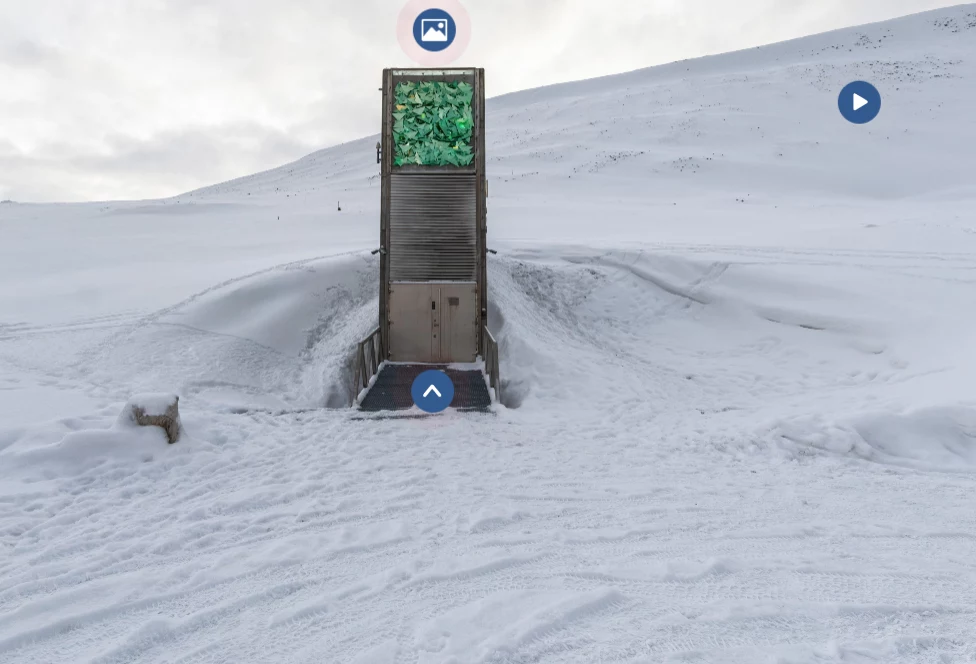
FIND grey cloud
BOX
[0,40,66,69]
[0,124,314,201]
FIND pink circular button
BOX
[397,0,472,66]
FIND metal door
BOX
[435,283,477,363]
[389,283,434,361]
[389,282,478,363]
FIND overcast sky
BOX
[0,0,962,202]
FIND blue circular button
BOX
[411,370,455,413]
[838,81,882,125]
[413,9,456,52]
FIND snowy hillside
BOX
[2,5,976,663]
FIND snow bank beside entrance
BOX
[853,407,976,467]
[0,403,209,482]
[771,406,976,470]
[0,425,170,480]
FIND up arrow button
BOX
[412,370,454,413]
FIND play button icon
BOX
[411,369,455,413]
[839,81,881,124]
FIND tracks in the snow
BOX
[2,246,976,662]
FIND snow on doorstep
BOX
[1,5,976,664]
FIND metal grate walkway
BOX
[358,364,492,413]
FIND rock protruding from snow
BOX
[117,393,183,443]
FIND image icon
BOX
[413,8,455,52]
[397,0,471,65]
[421,18,448,42]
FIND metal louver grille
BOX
[390,173,477,281]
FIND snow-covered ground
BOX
[2,5,976,663]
